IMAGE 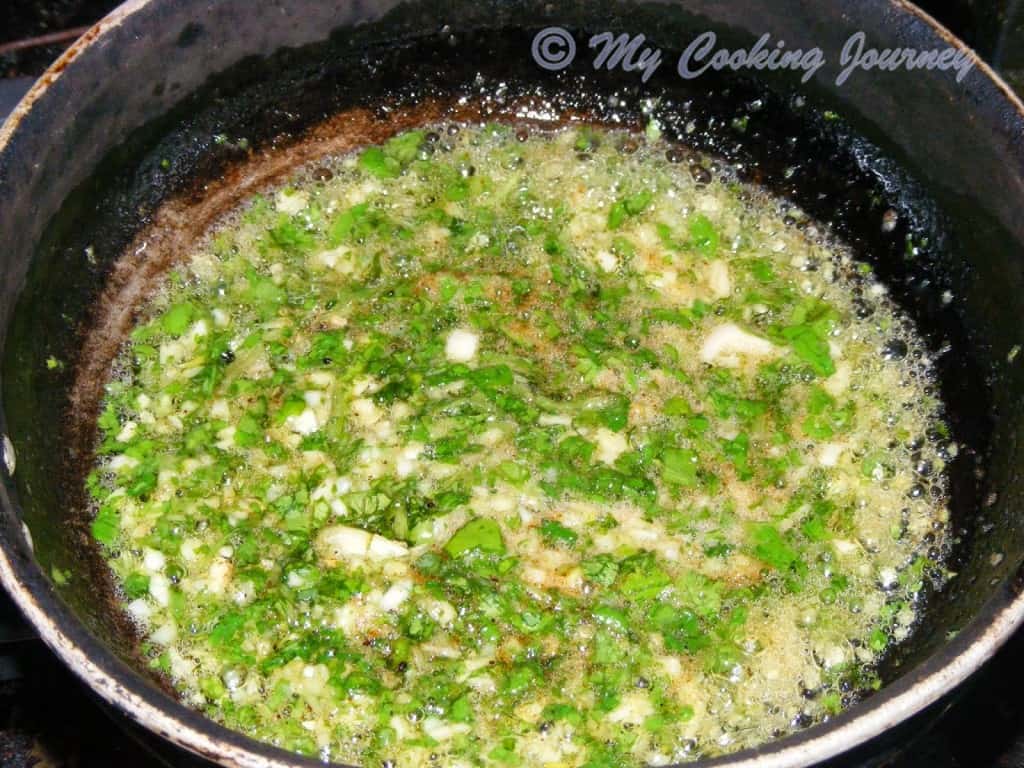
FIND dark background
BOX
[2,1,1024,766]
[2,0,1024,81]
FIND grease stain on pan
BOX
[68,96,607,432]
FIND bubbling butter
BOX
[89,124,951,767]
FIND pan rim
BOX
[1,1,1023,767]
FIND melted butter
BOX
[90,124,951,767]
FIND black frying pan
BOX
[1,1,1023,766]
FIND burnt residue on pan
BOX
[0,23,995,701]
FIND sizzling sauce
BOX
[89,125,950,766]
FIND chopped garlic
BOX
[275,189,308,214]
[594,428,629,465]
[445,328,479,362]
[707,259,732,298]
[317,525,408,562]
[379,579,414,612]
[700,323,779,367]
[286,408,319,436]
